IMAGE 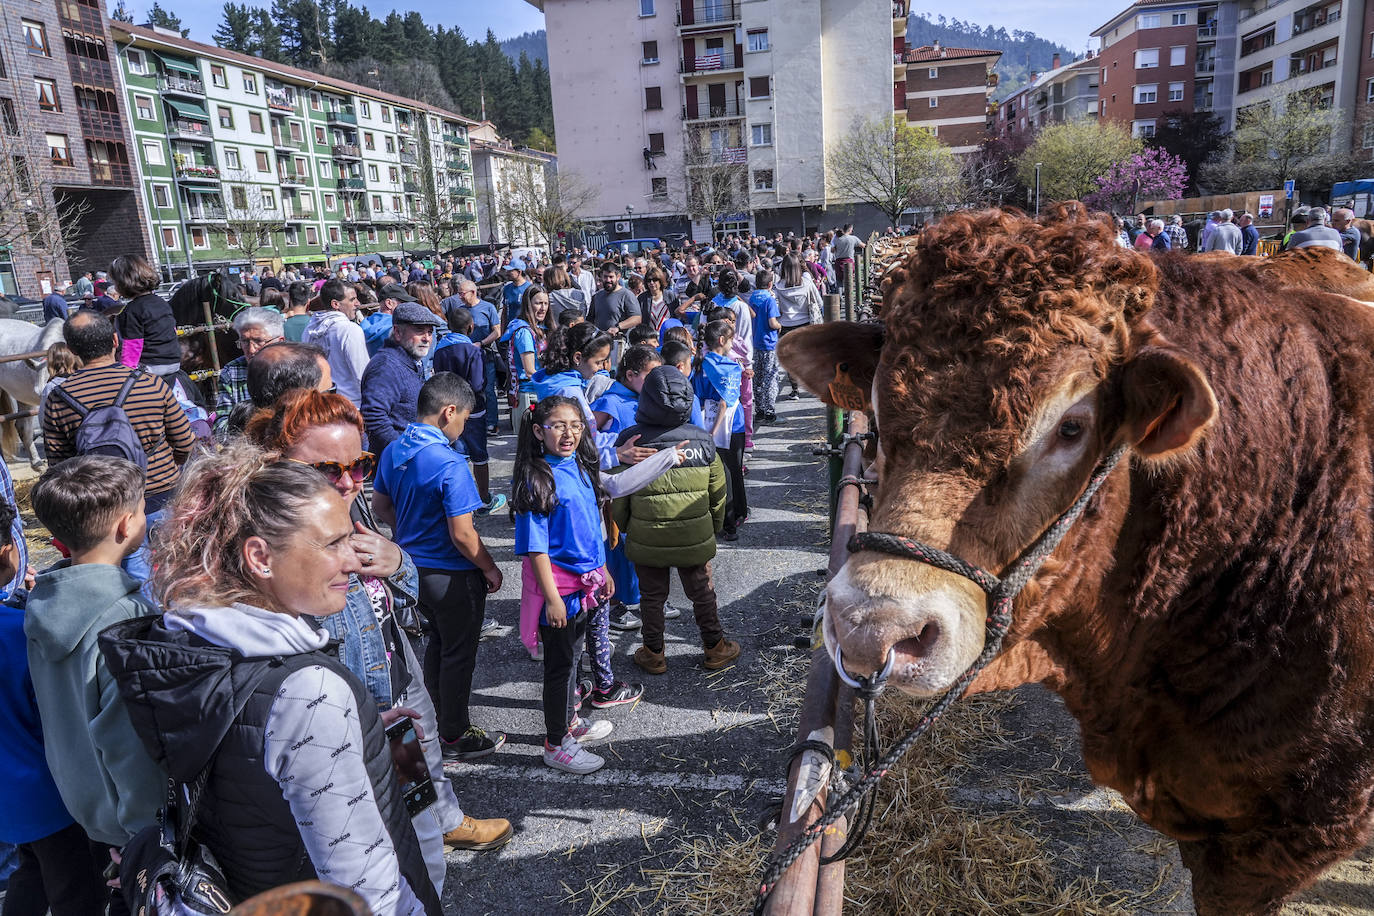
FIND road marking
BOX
[447,760,788,795]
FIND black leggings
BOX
[720,431,747,530]
[1,823,104,916]
[418,566,487,742]
[540,612,588,745]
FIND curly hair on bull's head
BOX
[874,204,1162,477]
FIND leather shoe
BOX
[703,638,741,670]
[633,645,667,675]
[443,815,514,851]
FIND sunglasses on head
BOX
[292,452,376,484]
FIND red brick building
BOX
[901,42,1001,153]
[1355,0,1374,157]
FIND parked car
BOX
[601,238,664,258]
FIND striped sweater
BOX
[42,363,196,499]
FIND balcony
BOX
[1293,9,1341,36]
[397,120,415,135]
[175,163,220,183]
[443,133,469,147]
[893,1,907,35]
[1197,58,1216,73]
[282,206,313,223]
[676,0,741,30]
[272,129,298,152]
[1286,55,1339,79]
[403,180,420,193]
[332,143,362,160]
[326,108,357,125]
[158,73,204,97]
[688,146,747,166]
[448,184,473,197]
[265,86,295,112]
[186,204,227,222]
[342,206,372,223]
[167,118,213,142]
[680,50,741,75]
[337,177,365,190]
[1198,24,1217,38]
[683,98,744,120]
[89,162,134,186]
[279,169,307,186]
[399,151,418,165]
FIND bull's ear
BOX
[776,322,884,410]
[1119,347,1217,459]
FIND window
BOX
[254,150,269,172]
[243,73,257,93]
[290,121,303,142]
[385,136,394,153]
[310,92,321,111]
[640,0,654,15]
[231,186,248,209]
[1168,81,1184,101]
[642,40,658,63]
[211,65,227,88]
[309,227,322,245]
[751,123,772,145]
[127,49,146,74]
[319,159,332,178]
[752,169,773,191]
[645,86,662,110]
[191,227,209,249]
[35,78,59,112]
[1364,121,1374,148]
[249,111,263,133]
[217,106,233,129]
[152,184,171,208]
[0,99,15,136]
[391,195,401,210]
[381,105,391,122]
[651,177,667,197]
[1170,46,1186,66]
[22,21,49,56]
[1132,118,1156,138]
[314,125,326,144]
[747,30,769,52]
[371,194,382,209]
[749,76,770,98]
[1135,48,1160,68]
[324,192,336,209]
[1102,67,1107,84]
[295,157,308,177]
[1138,13,1160,28]
[298,191,313,213]
[929,96,939,107]
[1367,77,1374,102]
[359,100,370,117]
[224,147,241,169]
[46,133,71,166]
[364,131,374,150]
[1170,12,1187,25]
[388,166,398,182]
[261,189,275,209]
[161,227,179,250]
[284,226,298,246]
[135,94,154,120]
[141,139,164,166]
[367,164,379,182]
[386,229,396,242]
[648,132,664,153]
[1134,84,1158,103]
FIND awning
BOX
[164,98,209,121]
[181,185,221,195]
[155,52,200,76]
[281,255,324,264]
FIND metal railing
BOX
[326,108,357,125]
[158,73,204,95]
[186,205,227,221]
[332,143,361,159]
[676,0,741,27]
[683,97,744,119]
[680,50,741,73]
[167,118,212,140]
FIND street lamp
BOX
[625,204,634,239]
[798,193,806,236]
[1034,162,1043,216]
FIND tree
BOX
[681,133,750,239]
[1084,147,1188,213]
[1148,110,1226,196]
[215,3,255,51]
[1201,88,1353,196]
[0,142,91,289]
[110,0,133,22]
[961,135,1029,207]
[524,127,555,153]
[826,116,964,225]
[1017,119,1140,203]
[219,176,281,265]
[146,2,189,37]
[496,166,595,247]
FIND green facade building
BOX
[112,23,478,277]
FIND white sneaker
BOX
[567,716,614,744]
[663,602,682,620]
[543,735,605,774]
[529,642,544,661]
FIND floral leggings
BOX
[584,599,615,693]
[753,349,779,418]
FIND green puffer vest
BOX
[612,421,726,568]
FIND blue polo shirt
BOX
[514,454,605,574]
[374,423,484,571]
[750,290,780,352]
[590,381,639,434]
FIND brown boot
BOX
[633,644,667,675]
[443,815,514,851]
[703,638,741,670]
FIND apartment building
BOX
[0,0,149,296]
[111,23,478,278]
[1094,1,1238,138]
[1231,0,1361,142]
[1355,0,1374,154]
[901,42,1001,152]
[530,0,896,241]
[470,120,557,248]
[996,52,1101,142]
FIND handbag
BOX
[120,768,233,916]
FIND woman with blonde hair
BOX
[100,443,443,915]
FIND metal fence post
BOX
[824,293,843,528]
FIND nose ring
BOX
[833,644,895,691]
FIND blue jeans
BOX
[483,358,499,429]
[121,508,164,588]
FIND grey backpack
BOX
[51,369,149,472]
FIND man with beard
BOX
[361,302,446,454]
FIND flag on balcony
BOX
[696,52,723,69]
[721,147,747,164]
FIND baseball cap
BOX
[378,283,417,303]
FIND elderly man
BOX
[360,302,445,455]
[1166,214,1189,251]
[214,307,284,437]
[1144,218,1170,251]
[1331,207,1362,260]
[1205,208,1244,255]
[1200,210,1221,251]
[1237,211,1260,256]
[1287,206,1344,251]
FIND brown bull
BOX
[780,205,1374,915]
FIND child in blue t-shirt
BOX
[373,372,506,762]
[513,396,617,776]
[694,319,747,540]
[749,269,782,424]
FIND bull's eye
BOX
[1058,419,1084,441]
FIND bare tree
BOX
[0,111,91,290]
[682,132,749,241]
[827,115,964,226]
[218,173,281,264]
[407,179,466,256]
[496,164,596,248]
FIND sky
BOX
[911,2,1106,53]
[169,1,548,47]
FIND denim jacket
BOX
[313,548,420,714]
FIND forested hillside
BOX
[907,13,1075,100]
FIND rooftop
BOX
[1092,0,1197,38]
[904,43,1002,64]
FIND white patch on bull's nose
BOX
[823,562,986,697]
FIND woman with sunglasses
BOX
[246,390,513,883]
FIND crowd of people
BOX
[0,223,850,914]
[1110,205,1367,260]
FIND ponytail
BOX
[543,322,612,375]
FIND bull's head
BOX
[780,207,1218,696]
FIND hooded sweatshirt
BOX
[23,562,163,846]
[374,423,484,571]
[499,317,540,392]
[613,366,726,568]
[775,274,822,328]
[303,309,370,404]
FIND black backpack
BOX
[51,368,149,472]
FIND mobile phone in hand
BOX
[385,716,437,816]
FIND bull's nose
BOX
[827,600,944,677]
